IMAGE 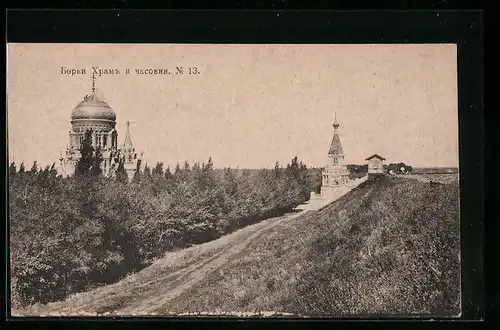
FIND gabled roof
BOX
[365,154,385,161]
[328,133,344,156]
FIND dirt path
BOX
[18,211,309,316]
[115,210,308,315]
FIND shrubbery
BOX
[286,176,461,316]
[346,164,368,180]
[9,151,320,307]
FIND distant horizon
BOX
[8,43,459,170]
[7,147,460,171]
[7,144,459,170]
[7,156,459,172]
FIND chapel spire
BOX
[328,113,344,156]
[123,121,133,150]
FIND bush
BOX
[285,177,460,316]
[9,156,317,306]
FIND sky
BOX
[7,43,458,169]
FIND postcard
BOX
[8,43,460,317]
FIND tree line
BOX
[9,129,321,307]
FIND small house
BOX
[365,154,386,175]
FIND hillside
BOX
[15,175,460,317]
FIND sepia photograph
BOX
[7,43,461,318]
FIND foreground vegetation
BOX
[14,175,460,317]
[288,176,460,316]
[9,131,321,307]
[14,177,460,316]
[149,175,460,316]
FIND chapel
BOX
[320,114,350,195]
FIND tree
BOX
[200,157,216,190]
[75,130,94,178]
[205,157,214,170]
[223,167,238,197]
[151,162,165,195]
[36,166,49,185]
[91,147,104,177]
[142,164,152,185]
[30,161,38,175]
[132,159,142,184]
[115,158,129,184]
[49,163,58,179]
[152,162,164,177]
[9,162,17,176]
[274,161,283,179]
[174,161,191,183]
[286,156,300,179]
[165,166,172,179]
[174,162,181,175]
[164,166,176,192]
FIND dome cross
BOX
[91,73,96,94]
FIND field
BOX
[404,172,459,184]
[14,175,461,317]
[412,167,459,174]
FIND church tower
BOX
[320,113,350,195]
[121,121,141,179]
[58,74,142,179]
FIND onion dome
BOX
[71,93,116,121]
[332,112,340,130]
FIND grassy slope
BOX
[16,175,460,317]
[162,176,461,316]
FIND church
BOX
[320,114,350,196]
[58,76,142,179]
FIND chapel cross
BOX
[91,73,96,93]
